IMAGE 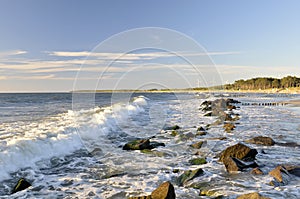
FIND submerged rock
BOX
[245,136,275,146]
[177,168,204,186]
[123,139,165,150]
[11,178,31,194]
[151,181,176,199]
[236,192,270,199]
[219,143,258,162]
[164,125,180,131]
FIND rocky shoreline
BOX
[9,97,299,198]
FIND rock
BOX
[269,166,290,185]
[204,112,212,117]
[236,192,271,199]
[245,136,275,146]
[227,105,236,110]
[283,165,300,177]
[177,168,204,186]
[200,100,212,107]
[276,142,300,147]
[171,130,179,136]
[223,123,236,132]
[190,141,204,149]
[251,167,264,175]
[189,158,207,165]
[123,139,165,150]
[150,141,166,148]
[219,143,258,162]
[151,181,176,199]
[201,106,212,112]
[197,126,206,131]
[223,157,258,173]
[226,98,241,104]
[11,178,31,194]
[164,125,180,130]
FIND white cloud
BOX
[0,50,27,57]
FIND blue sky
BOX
[0,0,299,92]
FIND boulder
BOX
[236,192,271,199]
[219,143,258,162]
[151,181,176,199]
[223,157,258,173]
[189,158,207,165]
[196,127,207,136]
[245,136,275,146]
[11,178,31,194]
[164,125,180,131]
[123,139,165,150]
[269,166,290,185]
[283,165,300,177]
[177,168,204,186]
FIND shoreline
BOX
[72,87,300,94]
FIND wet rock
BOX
[223,123,236,132]
[227,104,236,110]
[151,181,176,199]
[223,157,258,173]
[283,165,300,177]
[204,112,212,117]
[123,139,165,150]
[171,130,179,137]
[269,165,290,185]
[236,192,271,199]
[164,125,180,131]
[199,189,221,197]
[190,141,204,149]
[177,168,204,186]
[251,167,264,175]
[11,178,31,194]
[276,141,300,147]
[189,157,207,165]
[196,127,207,136]
[245,136,275,146]
[200,100,212,107]
[226,98,241,104]
[219,143,258,162]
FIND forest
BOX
[223,76,300,90]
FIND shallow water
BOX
[0,92,299,198]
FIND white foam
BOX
[0,96,150,181]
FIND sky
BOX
[0,0,300,92]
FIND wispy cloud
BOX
[47,50,241,60]
[0,50,27,57]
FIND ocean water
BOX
[0,92,299,198]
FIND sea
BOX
[0,92,299,199]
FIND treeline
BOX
[224,76,300,90]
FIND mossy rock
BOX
[177,168,204,186]
[189,157,207,165]
[171,130,179,136]
[11,178,31,194]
